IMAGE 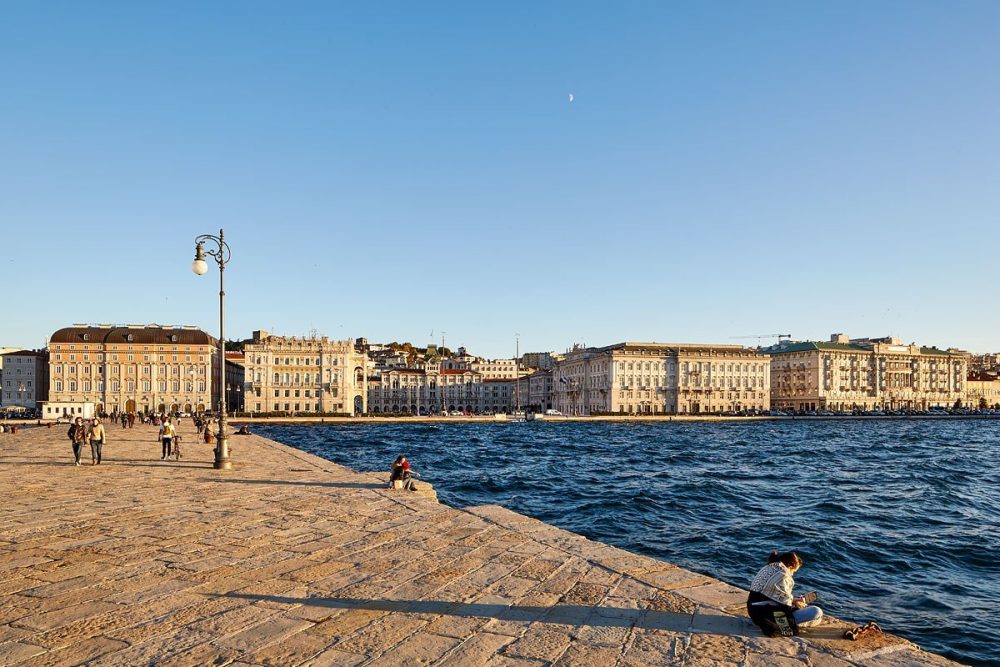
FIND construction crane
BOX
[730,334,792,346]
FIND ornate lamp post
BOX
[192,229,232,470]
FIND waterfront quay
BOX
[0,425,957,666]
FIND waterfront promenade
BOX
[0,424,957,666]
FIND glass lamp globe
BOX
[192,259,209,275]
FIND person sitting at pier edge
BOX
[236,424,251,435]
[746,551,823,636]
[389,455,418,491]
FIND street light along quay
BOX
[192,229,232,470]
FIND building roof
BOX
[770,341,964,357]
[1,350,46,357]
[50,325,216,346]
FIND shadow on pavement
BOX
[209,478,384,490]
[215,592,756,637]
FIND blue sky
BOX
[2,2,998,357]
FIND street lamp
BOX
[192,229,232,470]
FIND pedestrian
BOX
[159,418,175,460]
[88,417,106,465]
[120,412,128,429]
[67,417,88,466]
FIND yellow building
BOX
[45,324,217,418]
[965,373,1000,409]
[768,334,968,412]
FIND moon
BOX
[568,93,574,103]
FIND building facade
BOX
[768,334,968,412]
[1,350,49,410]
[225,351,246,413]
[44,324,217,418]
[243,331,367,416]
[965,373,1000,409]
[515,369,554,412]
[552,342,769,416]
[367,366,517,414]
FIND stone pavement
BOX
[0,423,959,666]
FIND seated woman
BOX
[747,551,823,636]
[236,424,251,435]
[388,455,418,491]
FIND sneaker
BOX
[160,457,165,460]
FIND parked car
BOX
[544,409,563,416]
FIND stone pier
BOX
[0,423,958,666]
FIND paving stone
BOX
[436,632,515,666]
[0,640,47,663]
[212,615,314,653]
[624,629,685,665]
[13,600,120,632]
[367,631,462,665]
[552,641,622,666]
[501,628,573,661]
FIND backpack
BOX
[747,592,800,637]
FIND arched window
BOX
[273,373,280,383]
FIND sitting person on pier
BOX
[746,550,823,636]
[236,424,251,435]
[388,455,418,491]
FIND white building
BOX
[552,342,770,416]
[1,350,48,410]
[243,331,367,415]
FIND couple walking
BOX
[66,417,106,466]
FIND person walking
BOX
[159,418,175,460]
[67,417,88,466]
[88,417,106,465]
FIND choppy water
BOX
[258,420,1000,666]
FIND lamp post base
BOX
[214,434,232,470]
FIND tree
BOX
[953,399,963,409]
[979,397,988,410]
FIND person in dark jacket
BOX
[67,417,88,466]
